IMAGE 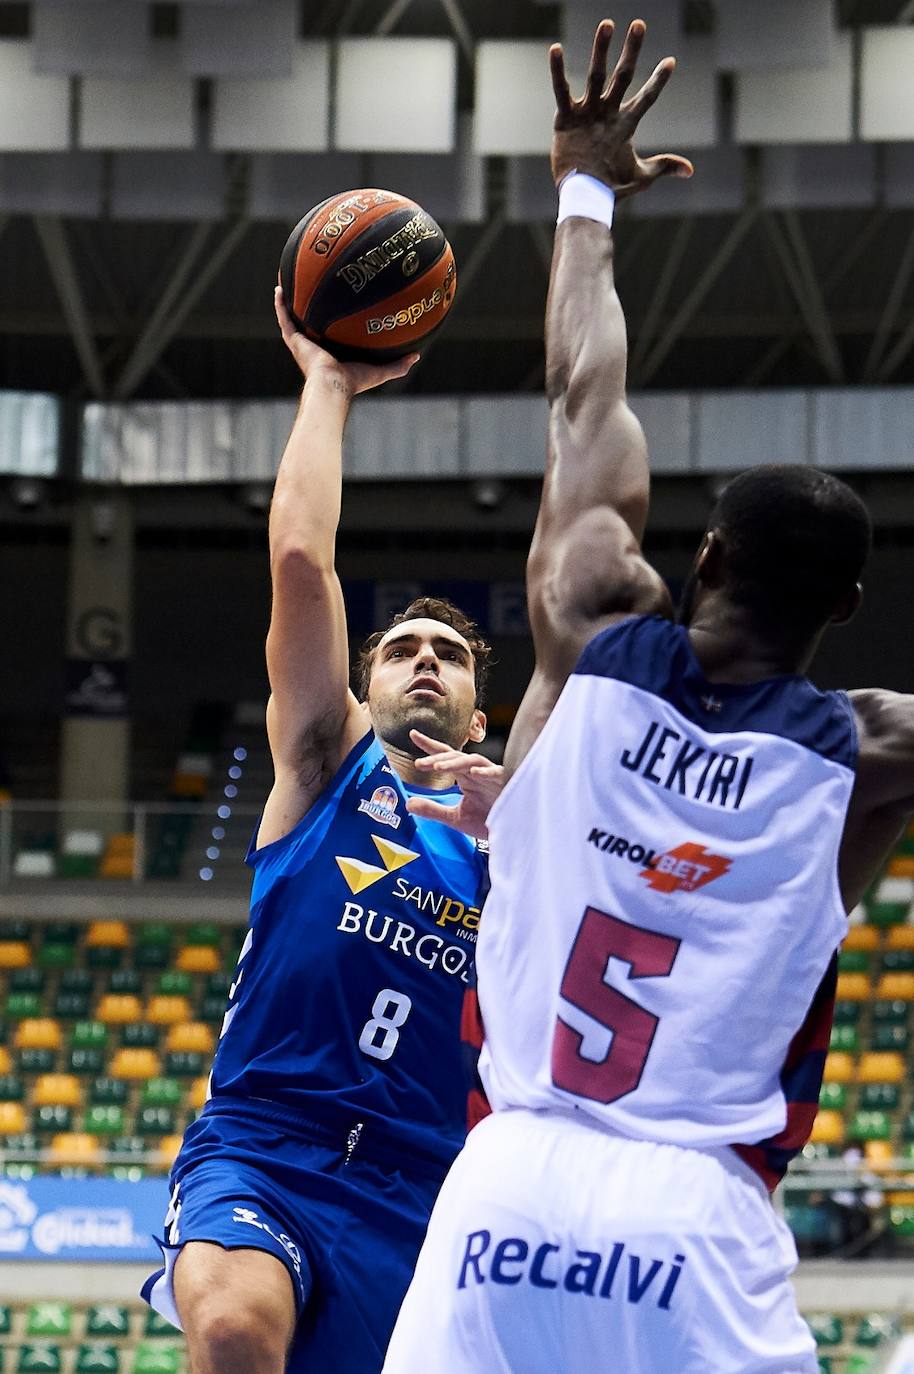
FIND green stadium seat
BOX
[10,970,44,993]
[33,1106,72,1133]
[0,1305,10,1333]
[783,1204,837,1246]
[889,1204,914,1236]
[882,949,914,973]
[72,1023,108,1050]
[17,1049,56,1075]
[838,950,872,974]
[142,1078,181,1109]
[26,1305,71,1339]
[0,1075,24,1101]
[86,946,122,971]
[17,1345,62,1374]
[818,1361,832,1374]
[873,1000,909,1024]
[848,1110,892,1141]
[869,901,909,927]
[5,994,41,1020]
[197,996,226,1024]
[67,1049,105,1077]
[131,1347,180,1374]
[205,973,231,998]
[110,1137,146,1159]
[859,1083,900,1110]
[53,992,91,1021]
[76,1347,120,1374]
[44,922,78,945]
[819,1082,847,1111]
[0,1021,7,1046]
[137,1106,175,1136]
[84,1105,125,1137]
[833,1000,861,1025]
[164,1051,204,1078]
[138,924,172,950]
[872,1023,909,1052]
[38,944,75,971]
[85,1307,130,1339]
[143,1311,180,1338]
[829,1025,858,1052]
[157,972,192,998]
[845,1359,877,1374]
[855,1313,901,1347]
[185,922,221,948]
[0,919,30,941]
[134,946,169,972]
[60,970,93,993]
[90,1077,128,1106]
[122,1024,159,1049]
[107,970,142,997]
[807,1313,843,1346]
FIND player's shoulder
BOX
[850,689,914,752]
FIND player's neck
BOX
[381,739,456,792]
[687,600,819,683]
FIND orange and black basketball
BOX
[279,189,457,364]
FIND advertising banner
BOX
[0,1177,167,1262]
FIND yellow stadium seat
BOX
[823,1052,854,1083]
[876,973,914,1000]
[843,925,881,952]
[864,1139,894,1166]
[0,1047,12,1076]
[110,1048,161,1080]
[0,1102,26,1133]
[171,772,207,799]
[100,855,135,880]
[889,858,914,879]
[810,1110,845,1145]
[886,926,914,951]
[189,1077,209,1111]
[14,1018,62,1050]
[97,994,143,1025]
[858,1052,906,1084]
[176,945,221,975]
[33,1074,82,1108]
[887,1191,914,1206]
[0,941,31,969]
[155,1134,185,1169]
[836,973,871,1000]
[49,1133,101,1167]
[147,996,192,1026]
[86,920,130,949]
[165,1022,214,1055]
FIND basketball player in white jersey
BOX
[382,18,913,1374]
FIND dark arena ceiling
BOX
[0,0,913,401]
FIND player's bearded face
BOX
[367,619,480,753]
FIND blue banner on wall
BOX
[0,1177,167,1262]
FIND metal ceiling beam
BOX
[438,0,475,61]
[376,0,416,35]
[637,208,760,386]
[863,230,914,381]
[33,215,107,399]
[876,314,914,383]
[112,221,213,400]
[741,208,886,386]
[765,211,844,384]
[629,217,694,387]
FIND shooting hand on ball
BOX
[274,286,419,396]
[550,18,693,197]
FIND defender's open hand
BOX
[405,730,504,842]
[550,18,693,196]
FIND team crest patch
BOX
[358,785,401,829]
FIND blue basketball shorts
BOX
[141,1097,450,1374]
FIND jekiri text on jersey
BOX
[621,720,754,811]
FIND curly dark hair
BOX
[355,596,493,706]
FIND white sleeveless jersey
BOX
[478,616,855,1180]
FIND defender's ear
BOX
[831,582,863,627]
[468,710,487,744]
[697,530,725,588]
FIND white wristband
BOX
[557,172,616,229]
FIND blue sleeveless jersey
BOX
[208,730,489,1169]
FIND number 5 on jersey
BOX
[359,988,413,1062]
[552,907,680,1105]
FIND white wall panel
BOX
[212,42,329,152]
[861,28,914,142]
[695,392,809,471]
[368,117,483,223]
[632,392,692,473]
[464,397,548,477]
[109,152,227,220]
[181,0,297,78]
[638,38,718,151]
[0,42,70,152]
[475,43,554,156]
[735,34,853,144]
[0,393,59,477]
[631,145,744,218]
[0,153,103,216]
[80,65,196,150]
[812,390,914,471]
[717,0,832,71]
[345,400,460,480]
[247,152,361,221]
[33,2,152,76]
[336,40,456,154]
[761,144,877,210]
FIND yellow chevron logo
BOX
[336,836,420,895]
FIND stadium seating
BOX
[0,1304,186,1374]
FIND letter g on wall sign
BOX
[75,606,124,659]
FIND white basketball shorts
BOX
[382,1108,817,1374]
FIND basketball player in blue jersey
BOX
[385,17,914,1374]
[142,292,502,1373]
